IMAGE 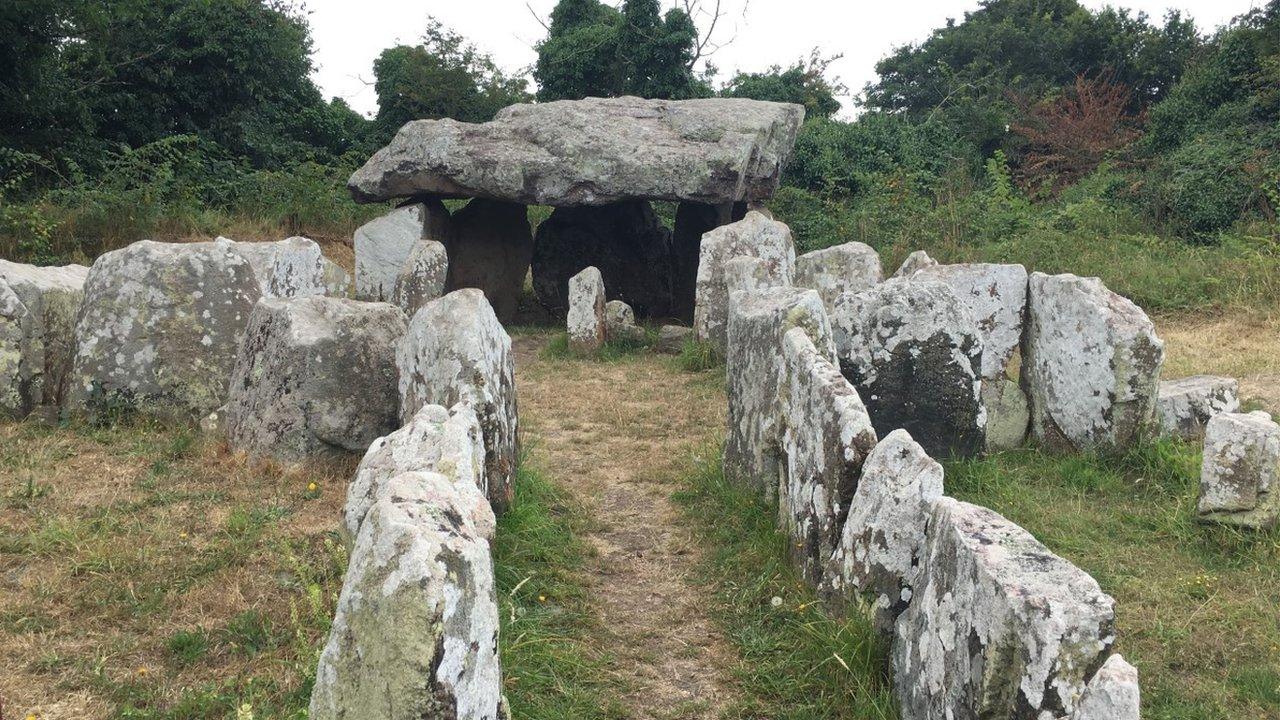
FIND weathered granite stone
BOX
[894,497,1117,720]
[310,471,503,720]
[321,257,354,298]
[567,267,606,352]
[724,255,787,299]
[655,324,693,354]
[0,261,89,417]
[342,402,486,542]
[891,250,937,278]
[398,289,518,512]
[1197,410,1280,529]
[604,300,644,344]
[392,238,448,316]
[671,201,741,320]
[1157,375,1239,441]
[725,286,831,496]
[354,200,449,302]
[444,199,531,323]
[222,236,326,299]
[224,297,407,463]
[982,377,1031,452]
[912,263,1027,381]
[67,239,261,419]
[795,242,882,314]
[349,96,805,206]
[824,430,942,630]
[1071,654,1140,720]
[694,211,796,351]
[531,201,673,317]
[778,327,877,585]
[832,279,986,459]
[1023,272,1164,452]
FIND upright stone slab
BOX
[777,327,877,586]
[1197,410,1280,529]
[893,497,1117,720]
[354,200,448,302]
[567,267,606,352]
[224,297,407,463]
[67,239,261,420]
[1023,272,1164,452]
[891,250,937,278]
[603,300,644,343]
[0,261,89,418]
[321,257,354,298]
[832,278,986,459]
[724,286,831,496]
[723,255,787,299]
[397,289,518,512]
[671,201,738,320]
[1071,654,1140,720]
[794,242,882,315]
[222,236,326,299]
[444,199,531,322]
[1157,375,1239,441]
[694,211,796,351]
[391,238,448,316]
[824,429,942,630]
[310,471,503,720]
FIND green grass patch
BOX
[674,337,723,374]
[673,449,897,719]
[540,329,655,363]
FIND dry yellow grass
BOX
[1156,310,1280,411]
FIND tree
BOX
[721,50,845,119]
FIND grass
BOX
[945,440,1280,720]
[540,329,656,362]
[673,447,898,720]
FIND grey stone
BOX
[224,297,407,463]
[604,300,644,344]
[724,255,787,300]
[349,96,805,206]
[310,471,503,720]
[355,201,449,302]
[222,236,326,299]
[824,429,942,630]
[912,263,1027,381]
[671,201,741,320]
[392,238,448,316]
[1157,375,1239,441]
[694,211,796,351]
[1023,272,1164,452]
[398,289,518,512]
[778,327,877,586]
[893,497,1117,720]
[1071,654,1140,720]
[655,324,693,354]
[982,377,1031,452]
[891,250,937,278]
[444,199,531,323]
[67,239,261,420]
[832,278,986,459]
[0,260,89,417]
[321,257,354,298]
[567,267,606,352]
[1197,410,1280,529]
[794,242,882,314]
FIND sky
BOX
[306,0,1263,119]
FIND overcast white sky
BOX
[306,0,1262,118]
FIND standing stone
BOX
[1023,272,1164,453]
[67,239,261,420]
[1157,375,1239,441]
[778,327,877,586]
[444,199,531,323]
[531,201,673,318]
[392,239,449,316]
[398,289,518,512]
[694,211,796,351]
[0,261,89,418]
[355,200,449,302]
[891,250,937,278]
[671,201,738,320]
[321,257,354,298]
[794,242,882,314]
[1071,654,1140,720]
[222,236,326,299]
[982,377,1032,452]
[724,255,787,299]
[893,497,1117,720]
[1197,410,1280,529]
[224,297,407,463]
[604,300,644,344]
[655,324,693,354]
[310,471,503,720]
[725,286,831,496]
[567,267,606,352]
[824,429,942,630]
[832,279,986,459]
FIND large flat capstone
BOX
[348,97,805,206]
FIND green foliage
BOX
[722,51,846,119]
[675,337,723,373]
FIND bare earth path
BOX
[513,333,740,719]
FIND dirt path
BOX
[513,333,740,718]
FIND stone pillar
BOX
[671,201,735,322]
[443,199,532,324]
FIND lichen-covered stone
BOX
[778,327,877,586]
[222,236,326,299]
[982,377,1031,452]
[1023,272,1164,452]
[724,255,787,299]
[824,429,942,630]
[893,497,1117,720]
[832,278,986,459]
[354,201,448,302]
[694,211,796,351]
[655,324,693,354]
[1157,375,1239,441]
[891,250,937,278]
[1071,654,1140,720]
[321,257,354,298]
[0,260,89,417]
[567,266,606,352]
[604,300,644,344]
[67,239,261,419]
[912,262,1027,381]
[310,471,503,720]
[1197,410,1280,529]
[794,242,882,314]
[391,238,448,316]
[224,297,407,463]
[444,199,531,322]
[343,402,486,542]
[724,286,831,496]
[398,289,518,512]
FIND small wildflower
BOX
[538,595,547,603]
[307,482,318,492]
[137,666,148,676]
[236,703,255,720]
[179,531,188,539]
[770,596,783,608]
